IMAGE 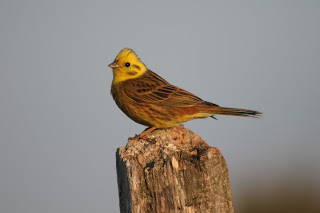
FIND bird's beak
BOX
[108,62,119,68]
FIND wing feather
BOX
[123,70,218,107]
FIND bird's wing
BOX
[124,70,218,107]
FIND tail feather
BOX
[208,107,262,118]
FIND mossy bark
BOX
[116,125,234,213]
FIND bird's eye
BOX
[125,62,130,67]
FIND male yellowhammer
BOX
[109,48,261,139]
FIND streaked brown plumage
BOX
[109,48,261,137]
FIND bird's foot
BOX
[128,134,149,141]
[128,127,157,142]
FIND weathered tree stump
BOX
[116,125,234,213]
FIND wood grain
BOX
[116,125,234,213]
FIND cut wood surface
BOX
[116,125,234,213]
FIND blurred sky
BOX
[1,1,319,212]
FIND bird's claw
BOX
[128,134,151,142]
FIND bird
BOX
[109,48,261,139]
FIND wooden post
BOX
[116,125,234,213]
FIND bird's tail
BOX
[206,107,262,118]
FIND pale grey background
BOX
[1,1,319,212]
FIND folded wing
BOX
[124,70,218,107]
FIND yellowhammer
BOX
[109,48,261,138]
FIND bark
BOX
[116,125,234,213]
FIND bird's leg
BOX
[129,126,157,141]
[210,116,218,120]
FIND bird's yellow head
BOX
[109,48,147,84]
